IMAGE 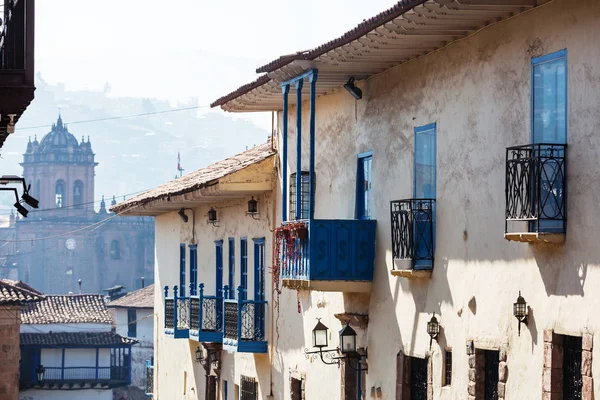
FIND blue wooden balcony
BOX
[189,283,223,343]
[223,286,267,353]
[163,286,189,339]
[281,219,376,292]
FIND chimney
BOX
[78,279,82,294]
[141,277,145,288]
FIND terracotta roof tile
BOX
[111,142,275,213]
[107,285,154,309]
[21,332,137,347]
[210,74,271,108]
[21,294,113,324]
[0,279,44,305]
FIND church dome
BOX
[37,115,79,153]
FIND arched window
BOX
[73,181,84,209]
[55,180,65,208]
[110,240,120,259]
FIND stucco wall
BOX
[273,0,600,399]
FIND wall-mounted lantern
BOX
[343,77,362,100]
[207,207,219,226]
[246,197,259,220]
[305,319,367,372]
[513,291,528,336]
[195,346,220,369]
[178,208,189,223]
[36,364,45,384]
[427,313,440,349]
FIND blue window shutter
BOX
[356,151,373,219]
[179,244,186,296]
[228,238,235,299]
[215,241,223,298]
[414,123,436,199]
[189,245,197,296]
[240,239,248,301]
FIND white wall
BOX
[19,389,112,400]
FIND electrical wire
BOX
[19,105,210,131]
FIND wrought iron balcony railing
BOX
[189,283,223,343]
[145,359,154,396]
[505,143,566,241]
[163,286,189,338]
[223,286,267,353]
[390,199,435,269]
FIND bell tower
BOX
[21,115,98,219]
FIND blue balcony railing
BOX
[189,283,223,343]
[223,286,267,353]
[281,219,376,285]
[163,286,189,338]
[145,359,154,397]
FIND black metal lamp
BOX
[21,192,39,208]
[427,313,440,349]
[36,364,45,384]
[195,346,203,363]
[178,208,189,223]
[513,291,528,336]
[343,77,363,100]
[247,197,259,219]
[339,323,357,354]
[207,207,218,226]
[312,319,329,349]
[14,201,28,218]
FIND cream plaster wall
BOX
[273,0,600,399]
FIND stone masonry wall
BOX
[0,307,21,400]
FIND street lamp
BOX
[427,313,440,349]
[305,319,367,372]
[339,323,357,355]
[36,364,45,384]
[246,197,259,219]
[312,319,329,349]
[513,291,528,336]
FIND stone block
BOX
[583,333,594,351]
[544,343,553,368]
[582,349,593,377]
[497,382,506,398]
[468,368,479,382]
[542,367,552,393]
[468,381,476,396]
[498,362,508,383]
[582,376,593,400]
[468,354,476,368]
[544,330,554,343]
[499,345,508,362]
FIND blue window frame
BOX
[215,241,223,299]
[414,123,436,269]
[253,238,266,333]
[179,244,186,296]
[189,245,197,296]
[228,238,235,299]
[127,309,137,338]
[356,151,373,219]
[224,380,228,400]
[240,238,248,301]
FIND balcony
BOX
[145,359,154,397]
[223,286,267,353]
[280,219,376,292]
[163,286,190,339]
[0,0,36,145]
[390,199,435,278]
[20,366,131,389]
[189,283,223,343]
[505,144,566,243]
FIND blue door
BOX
[179,244,186,296]
[532,50,567,232]
[414,123,436,269]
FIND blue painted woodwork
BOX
[281,69,318,86]
[253,238,266,333]
[240,239,248,300]
[281,219,376,282]
[189,283,224,343]
[172,286,189,339]
[309,71,318,220]
[215,241,223,300]
[295,79,304,220]
[189,245,198,296]
[356,151,373,220]
[179,244,186,296]
[228,238,235,299]
[282,85,290,223]
[224,380,228,400]
[222,286,267,354]
[414,124,436,269]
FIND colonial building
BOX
[0,116,155,294]
[111,143,275,400]
[210,0,600,399]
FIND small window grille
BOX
[240,375,257,400]
[289,171,311,220]
[444,350,452,386]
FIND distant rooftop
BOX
[0,279,44,305]
[21,294,113,324]
[21,331,137,347]
[107,284,154,309]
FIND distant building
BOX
[0,115,155,294]
[107,284,154,391]
[18,292,136,399]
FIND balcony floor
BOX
[504,232,565,244]
[283,278,371,293]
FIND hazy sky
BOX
[36,0,398,129]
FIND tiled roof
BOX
[107,284,154,309]
[255,0,427,73]
[111,142,275,213]
[21,294,113,324]
[21,332,137,347]
[211,74,271,108]
[0,279,44,305]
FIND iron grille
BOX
[146,362,154,394]
[563,335,582,400]
[289,171,311,220]
[505,143,566,233]
[190,297,200,331]
[410,357,428,400]
[177,298,190,330]
[202,297,219,331]
[390,199,435,268]
[224,301,238,341]
[444,350,452,386]
[164,299,174,329]
[484,350,499,400]
[240,302,265,341]
[241,375,258,400]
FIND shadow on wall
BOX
[113,386,147,400]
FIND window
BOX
[291,377,303,400]
[223,380,228,400]
[127,309,137,337]
[253,238,266,334]
[414,124,437,268]
[289,171,310,220]
[444,350,452,386]
[215,241,223,299]
[228,238,235,299]
[179,243,186,296]
[240,239,248,300]
[240,375,257,400]
[73,180,84,209]
[563,335,582,400]
[55,180,65,208]
[189,245,197,295]
[484,350,499,400]
[110,240,120,259]
[356,151,373,219]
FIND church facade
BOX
[0,116,155,294]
